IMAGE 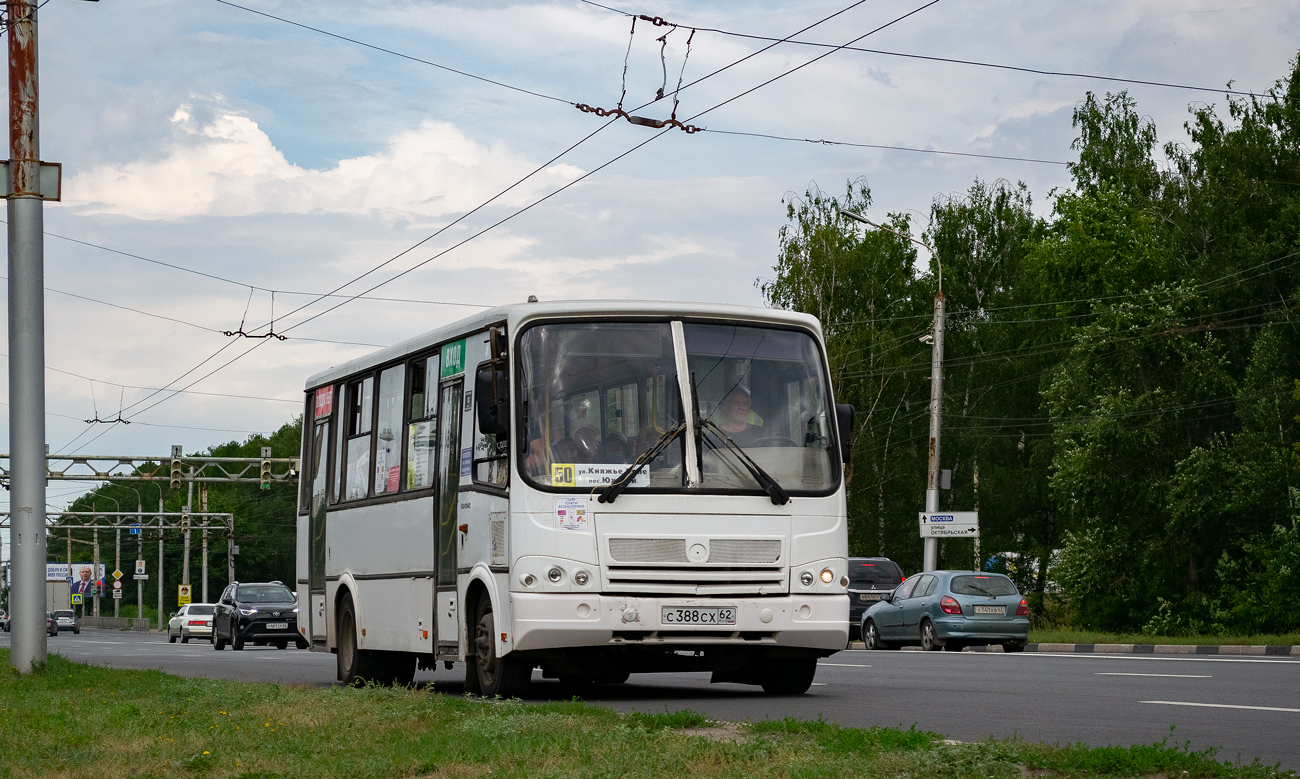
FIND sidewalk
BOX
[847,642,1300,655]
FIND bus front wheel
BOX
[760,657,818,695]
[470,597,531,698]
[337,591,393,686]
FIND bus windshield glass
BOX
[518,320,838,494]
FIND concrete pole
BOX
[114,523,120,618]
[201,485,209,602]
[136,501,143,623]
[6,0,46,673]
[183,468,192,586]
[92,527,100,618]
[923,292,945,572]
[227,516,234,585]
[157,498,164,630]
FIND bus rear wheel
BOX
[470,597,531,698]
[759,657,818,695]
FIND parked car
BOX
[52,609,80,634]
[168,603,215,643]
[860,570,1029,652]
[847,557,905,641]
[212,581,306,651]
[46,612,58,637]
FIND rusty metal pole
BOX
[923,292,945,572]
[7,0,47,672]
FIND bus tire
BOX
[759,657,817,695]
[337,591,389,686]
[471,596,531,698]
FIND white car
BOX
[167,603,215,643]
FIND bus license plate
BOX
[661,607,736,626]
[266,622,288,630]
[973,605,1004,615]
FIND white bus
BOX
[296,299,853,695]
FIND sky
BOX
[1,0,1298,523]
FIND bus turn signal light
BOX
[939,595,962,615]
[1016,599,1028,616]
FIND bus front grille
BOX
[607,538,783,565]
[603,566,786,595]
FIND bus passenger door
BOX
[434,380,464,654]
[308,419,330,645]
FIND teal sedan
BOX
[860,570,1029,652]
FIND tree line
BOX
[763,56,1300,634]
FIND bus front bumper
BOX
[509,592,848,652]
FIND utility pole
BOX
[92,527,100,618]
[841,209,945,572]
[200,485,208,602]
[923,292,945,572]
[156,497,164,630]
[114,521,120,618]
[183,467,193,588]
[136,497,143,623]
[6,0,47,672]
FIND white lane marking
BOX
[821,663,872,668]
[995,653,1299,665]
[1141,700,1300,713]
[1095,672,1211,678]
[810,683,828,686]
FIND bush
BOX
[1212,523,1300,635]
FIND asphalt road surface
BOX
[7,629,1298,770]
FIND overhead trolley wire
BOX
[577,0,1260,98]
[214,0,577,106]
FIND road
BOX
[6,629,1298,770]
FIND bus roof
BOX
[304,298,823,390]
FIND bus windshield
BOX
[518,320,838,495]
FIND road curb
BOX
[846,641,1300,655]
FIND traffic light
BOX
[260,459,272,490]
[170,445,184,490]
[181,513,190,530]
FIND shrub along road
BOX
[7,629,1298,771]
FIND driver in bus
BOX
[711,386,764,446]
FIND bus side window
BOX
[374,365,404,496]
[344,376,374,500]
[406,354,439,490]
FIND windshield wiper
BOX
[597,421,686,504]
[700,420,790,505]
[967,584,996,598]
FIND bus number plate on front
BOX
[661,607,736,626]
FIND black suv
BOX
[212,581,307,650]
[847,557,905,640]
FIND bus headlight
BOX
[547,567,564,583]
[820,569,834,584]
[799,571,814,587]
[574,570,590,586]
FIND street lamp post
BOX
[120,485,143,621]
[843,210,944,572]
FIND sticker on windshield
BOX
[551,463,649,489]
[554,496,590,531]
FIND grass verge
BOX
[1029,630,1300,646]
[0,650,1292,778]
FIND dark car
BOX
[847,557,904,641]
[46,612,58,637]
[52,609,80,634]
[860,570,1029,652]
[212,581,307,651]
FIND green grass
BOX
[1030,630,1300,646]
[0,650,1292,779]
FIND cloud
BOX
[63,101,583,221]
